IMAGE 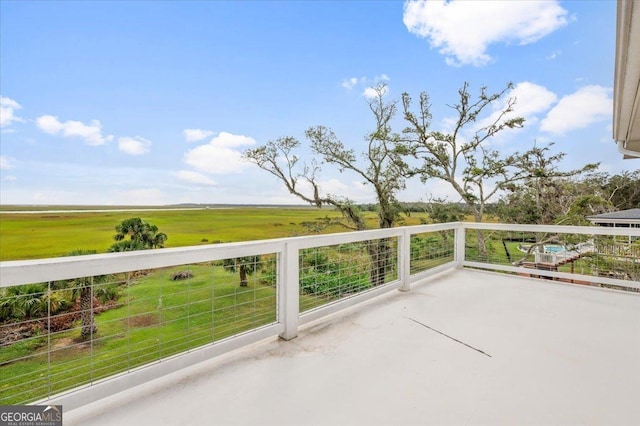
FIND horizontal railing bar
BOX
[409,261,458,284]
[295,223,460,250]
[299,279,401,326]
[462,222,640,237]
[37,323,284,411]
[293,228,403,250]
[3,222,636,288]
[0,239,285,287]
[463,261,640,290]
[404,223,461,234]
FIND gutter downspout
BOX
[617,140,640,158]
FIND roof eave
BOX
[613,0,640,159]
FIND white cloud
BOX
[174,170,217,186]
[508,82,558,118]
[293,177,374,203]
[2,175,17,182]
[479,81,558,130]
[118,136,152,155]
[0,155,15,169]
[540,85,612,135]
[363,85,389,99]
[342,74,390,95]
[0,96,25,128]
[0,97,20,110]
[183,128,214,142]
[363,87,378,99]
[440,82,557,146]
[342,77,360,90]
[320,178,373,202]
[36,115,64,134]
[403,0,569,66]
[209,132,255,148]
[546,50,561,60]
[36,114,113,146]
[183,131,256,174]
[405,178,463,203]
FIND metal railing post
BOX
[398,228,411,292]
[455,224,466,268]
[279,241,299,341]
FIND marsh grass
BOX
[0,207,433,261]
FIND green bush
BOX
[0,284,49,322]
[299,250,370,296]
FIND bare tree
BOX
[244,83,407,286]
[401,82,528,256]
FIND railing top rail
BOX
[292,223,460,249]
[0,239,286,287]
[1,221,637,287]
[283,226,403,250]
[0,222,462,286]
[462,222,640,236]
[401,222,461,234]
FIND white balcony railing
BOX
[1,222,638,409]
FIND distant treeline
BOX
[358,202,468,213]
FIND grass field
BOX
[0,263,296,404]
[0,206,431,261]
[0,205,438,403]
[0,204,419,404]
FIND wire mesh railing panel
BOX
[299,237,398,313]
[0,255,278,405]
[464,228,640,291]
[2,223,637,407]
[464,229,531,266]
[410,230,455,275]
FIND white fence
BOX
[0,222,638,409]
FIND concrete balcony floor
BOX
[66,269,640,425]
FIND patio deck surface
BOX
[65,269,640,425]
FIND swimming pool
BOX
[544,245,566,253]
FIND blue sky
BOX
[0,0,630,205]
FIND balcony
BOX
[1,223,639,424]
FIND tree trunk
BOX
[368,238,391,287]
[475,229,488,260]
[239,265,248,287]
[80,285,96,339]
[471,208,488,259]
